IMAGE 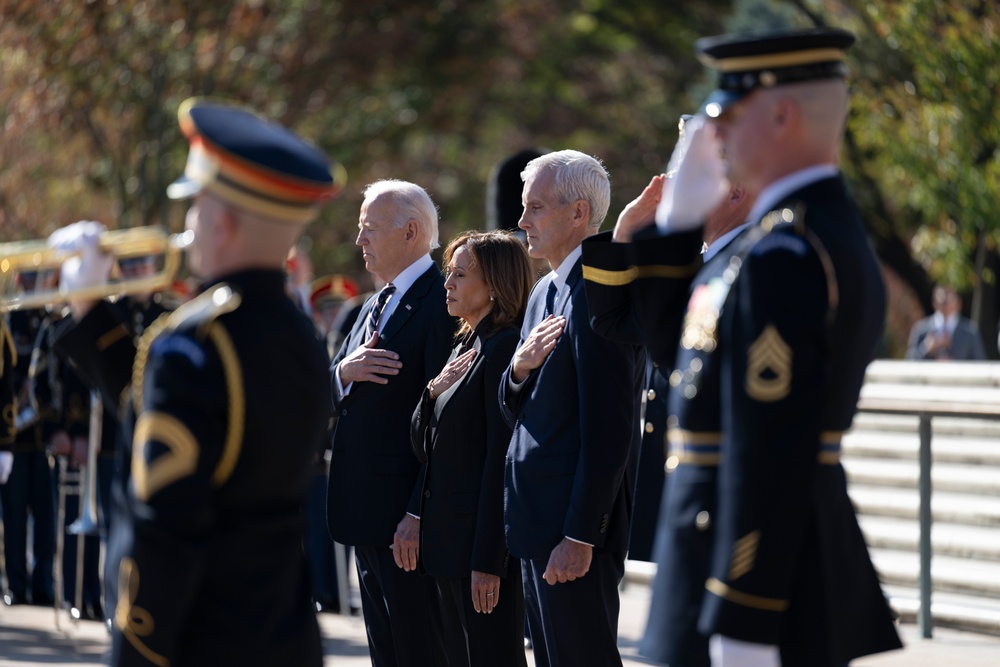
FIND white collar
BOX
[703,222,754,262]
[550,245,582,291]
[384,254,434,297]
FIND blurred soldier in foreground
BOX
[583,28,901,667]
[51,98,342,666]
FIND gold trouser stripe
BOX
[709,49,845,73]
[706,577,790,612]
[208,323,245,486]
[132,412,199,502]
[97,323,129,351]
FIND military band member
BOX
[52,98,343,666]
[583,28,901,667]
[1,283,56,608]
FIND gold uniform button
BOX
[695,511,711,531]
[665,455,679,472]
[647,389,657,401]
[645,422,655,434]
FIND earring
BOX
[490,295,495,301]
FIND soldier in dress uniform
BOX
[583,28,902,667]
[1,273,56,608]
[50,97,344,667]
[31,306,104,619]
[1,315,15,450]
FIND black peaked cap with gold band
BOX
[166,98,347,223]
[696,28,855,118]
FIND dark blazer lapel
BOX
[556,257,583,314]
[379,265,441,344]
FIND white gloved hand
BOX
[48,220,114,293]
[709,634,780,667]
[655,115,729,234]
[0,451,13,484]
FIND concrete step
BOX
[842,430,1000,465]
[843,458,1000,495]
[849,412,1000,439]
[849,485,1000,526]
[865,360,1000,388]
[883,584,1000,636]
[872,549,1000,599]
[859,515,1000,560]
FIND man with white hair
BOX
[499,150,645,667]
[327,179,454,667]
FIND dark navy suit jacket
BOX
[327,265,455,548]
[500,256,644,561]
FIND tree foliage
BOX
[1,1,997,354]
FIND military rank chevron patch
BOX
[745,324,792,402]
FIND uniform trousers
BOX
[434,568,528,667]
[354,543,447,667]
[521,551,625,667]
[0,451,55,603]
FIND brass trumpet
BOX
[0,226,192,312]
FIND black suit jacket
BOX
[327,264,455,547]
[410,325,518,579]
[500,257,645,560]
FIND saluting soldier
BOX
[583,28,901,667]
[51,98,344,667]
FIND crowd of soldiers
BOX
[0,25,910,667]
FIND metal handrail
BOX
[855,362,1000,639]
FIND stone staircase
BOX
[846,361,1000,635]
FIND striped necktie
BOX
[366,283,396,339]
[544,281,558,317]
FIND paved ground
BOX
[1,580,998,665]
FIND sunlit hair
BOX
[442,230,534,338]
[520,150,611,229]
[362,179,441,250]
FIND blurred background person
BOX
[906,285,986,360]
[310,273,360,356]
[411,230,533,667]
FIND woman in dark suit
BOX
[411,230,533,667]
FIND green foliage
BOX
[840,0,1000,291]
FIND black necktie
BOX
[366,283,396,339]
[544,282,558,317]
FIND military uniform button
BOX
[645,422,655,434]
[423,490,431,498]
[647,389,657,401]
[341,408,348,416]
[695,511,711,531]
[665,455,679,472]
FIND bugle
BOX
[0,226,192,312]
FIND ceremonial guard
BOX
[52,98,343,666]
[583,28,901,667]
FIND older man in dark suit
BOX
[327,179,454,667]
[499,150,645,667]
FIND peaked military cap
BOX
[310,274,359,308]
[696,28,855,118]
[167,98,347,223]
